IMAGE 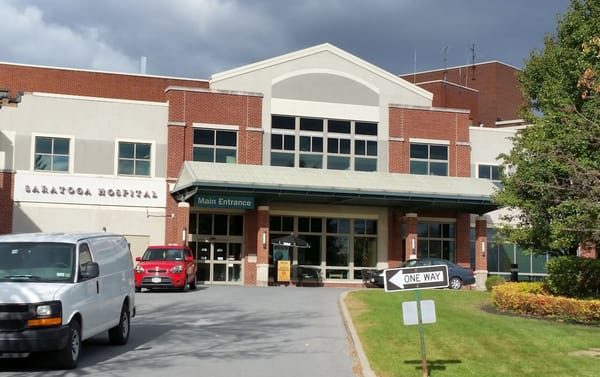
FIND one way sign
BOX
[384,265,449,292]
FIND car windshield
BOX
[141,248,184,261]
[0,242,75,283]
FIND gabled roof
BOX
[172,162,499,214]
[210,43,433,101]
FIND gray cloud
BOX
[0,0,570,78]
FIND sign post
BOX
[384,265,449,377]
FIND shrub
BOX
[485,275,506,291]
[545,256,600,299]
[492,282,600,325]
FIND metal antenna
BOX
[442,46,448,80]
[470,43,476,80]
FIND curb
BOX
[339,290,377,377]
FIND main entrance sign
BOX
[384,265,449,292]
[195,195,254,209]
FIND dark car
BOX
[365,257,475,290]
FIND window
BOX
[268,216,378,280]
[193,129,237,163]
[270,115,378,171]
[354,139,377,171]
[299,135,323,168]
[478,164,501,181]
[34,136,70,172]
[271,134,295,167]
[416,222,456,261]
[118,142,151,176]
[410,143,448,176]
[327,137,351,170]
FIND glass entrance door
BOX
[194,241,243,284]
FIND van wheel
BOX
[190,277,197,290]
[135,287,141,293]
[53,319,81,369]
[108,303,130,345]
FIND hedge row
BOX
[492,282,600,325]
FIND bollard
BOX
[510,263,518,282]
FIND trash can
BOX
[510,263,518,282]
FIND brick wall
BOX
[388,106,471,176]
[166,88,264,179]
[418,81,479,125]
[400,62,525,127]
[0,63,208,102]
[0,172,14,234]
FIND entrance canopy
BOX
[171,161,499,214]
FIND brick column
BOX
[455,213,471,266]
[388,208,404,266]
[405,213,418,260]
[474,216,488,291]
[0,171,14,234]
[175,202,190,246]
[255,206,270,287]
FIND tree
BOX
[493,0,600,256]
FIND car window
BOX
[403,260,418,267]
[166,249,183,260]
[142,248,185,261]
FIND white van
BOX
[0,232,136,369]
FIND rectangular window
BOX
[299,135,323,169]
[354,139,377,171]
[416,222,456,261]
[34,136,70,172]
[410,143,448,176]
[272,115,295,129]
[355,122,378,135]
[270,115,378,171]
[118,141,151,176]
[327,137,351,170]
[271,134,295,167]
[193,129,237,163]
[328,119,351,134]
[299,118,323,132]
[478,164,501,181]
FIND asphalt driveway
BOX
[0,285,366,377]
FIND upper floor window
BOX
[478,164,501,182]
[270,115,378,172]
[193,129,237,163]
[409,143,448,176]
[34,136,70,172]
[118,142,151,176]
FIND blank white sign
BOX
[402,300,436,325]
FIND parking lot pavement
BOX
[0,285,369,377]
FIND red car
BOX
[134,245,197,292]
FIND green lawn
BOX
[345,289,600,377]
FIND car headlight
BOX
[28,301,62,327]
[134,265,144,273]
[170,265,183,273]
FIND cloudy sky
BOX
[0,0,571,79]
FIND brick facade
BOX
[1,48,511,289]
[401,62,525,128]
[0,63,208,102]
[389,106,471,177]
[0,172,14,234]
